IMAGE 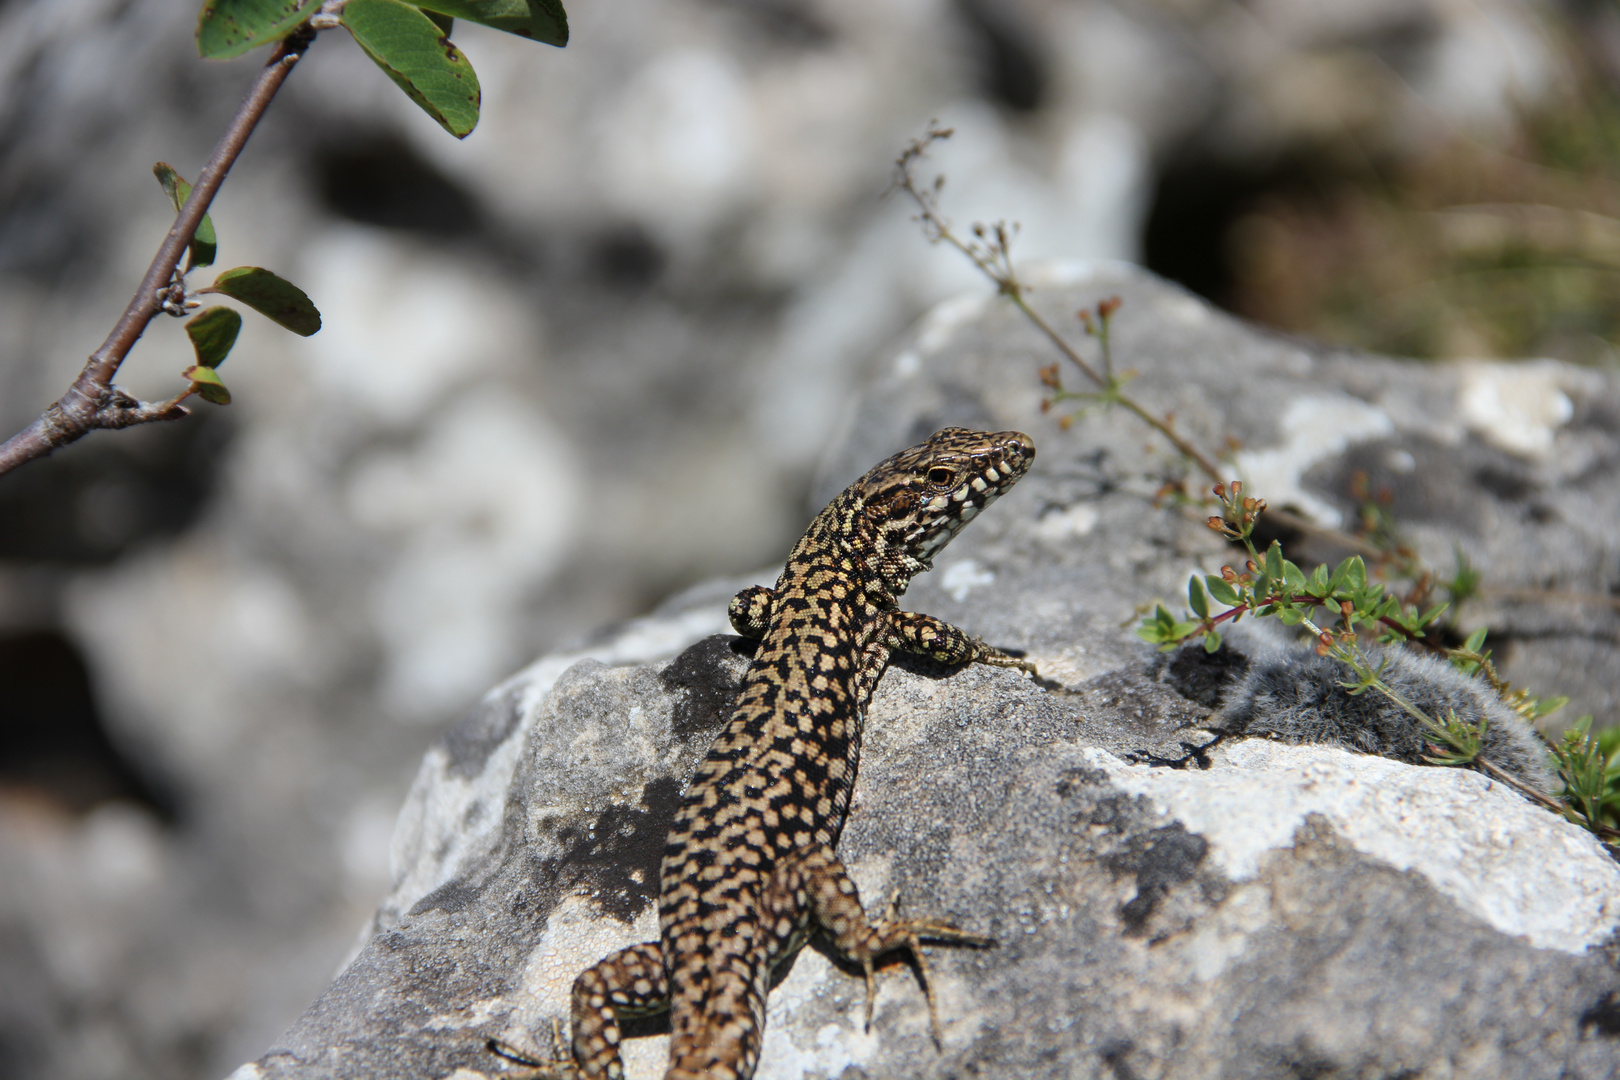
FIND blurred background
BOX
[0,0,1611,1076]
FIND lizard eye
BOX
[926,467,954,486]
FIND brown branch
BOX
[0,27,315,478]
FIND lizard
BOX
[495,426,1038,1080]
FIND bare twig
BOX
[0,26,316,478]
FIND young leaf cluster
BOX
[1136,481,1434,657]
[1551,717,1620,837]
[154,165,320,407]
[196,0,567,138]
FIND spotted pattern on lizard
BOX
[496,427,1037,1080]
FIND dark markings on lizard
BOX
[492,427,1038,1080]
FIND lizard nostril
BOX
[999,433,1035,464]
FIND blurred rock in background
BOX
[0,0,1599,1077]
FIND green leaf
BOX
[185,306,242,368]
[1532,695,1570,720]
[1307,563,1329,597]
[1341,555,1367,593]
[1416,602,1449,629]
[342,0,482,138]
[1204,630,1223,654]
[1188,577,1209,619]
[424,10,454,35]
[153,163,217,269]
[1282,560,1307,592]
[1264,541,1285,584]
[196,0,320,59]
[1326,557,1351,593]
[1463,627,1489,653]
[203,267,321,335]
[1206,576,1240,607]
[183,364,233,405]
[410,0,567,46]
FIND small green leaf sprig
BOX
[1136,480,1452,658]
[1140,481,1618,843]
[0,0,570,475]
[1552,717,1620,837]
[153,164,320,407]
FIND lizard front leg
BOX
[852,610,1036,707]
[728,585,776,638]
[491,942,668,1080]
[880,610,1037,675]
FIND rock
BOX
[0,0,1581,1073]
[240,266,1620,1078]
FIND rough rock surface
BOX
[237,266,1620,1078]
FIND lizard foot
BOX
[487,1019,582,1079]
[863,893,996,1048]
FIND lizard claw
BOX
[485,1019,578,1079]
[861,957,877,1032]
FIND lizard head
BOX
[856,426,1035,586]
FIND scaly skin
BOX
[496,427,1037,1080]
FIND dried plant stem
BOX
[0,28,315,478]
[1473,754,1616,838]
[894,129,1384,561]
[1007,292,1222,479]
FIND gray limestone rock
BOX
[236,266,1620,1079]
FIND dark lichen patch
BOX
[1150,639,1251,709]
[541,776,685,923]
[1104,823,1209,936]
[1582,991,1620,1037]
[660,634,751,735]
